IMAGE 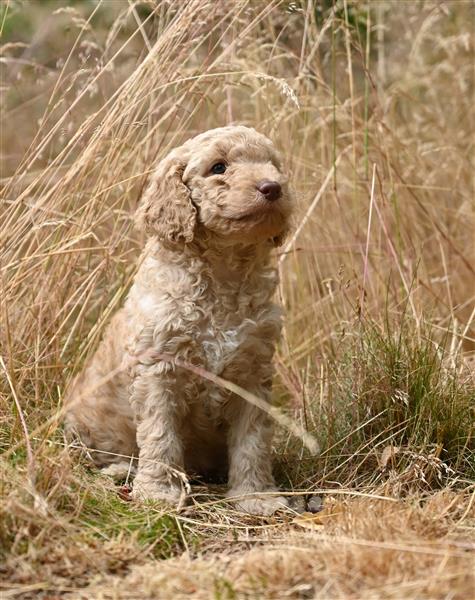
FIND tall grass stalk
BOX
[1,1,474,597]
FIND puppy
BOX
[65,125,293,515]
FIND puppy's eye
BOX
[210,162,226,175]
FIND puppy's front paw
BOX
[227,490,289,516]
[131,480,183,506]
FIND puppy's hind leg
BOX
[64,377,138,472]
[101,461,137,481]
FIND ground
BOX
[1,1,474,598]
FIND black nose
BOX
[257,179,281,202]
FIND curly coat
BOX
[64,125,293,515]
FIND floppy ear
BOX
[135,152,196,244]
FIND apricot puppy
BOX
[65,125,293,515]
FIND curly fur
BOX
[64,125,293,515]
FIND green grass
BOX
[275,317,475,491]
[0,462,189,568]
[78,488,188,559]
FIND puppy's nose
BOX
[257,180,282,202]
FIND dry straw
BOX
[1,1,474,597]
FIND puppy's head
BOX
[136,126,293,246]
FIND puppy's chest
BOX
[199,320,248,373]
[128,266,281,375]
[198,302,281,375]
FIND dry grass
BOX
[1,1,474,598]
[77,492,475,599]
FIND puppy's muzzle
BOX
[256,180,282,202]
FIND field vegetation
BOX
[1,1,474,598]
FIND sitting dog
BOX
[64,125,293,515]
